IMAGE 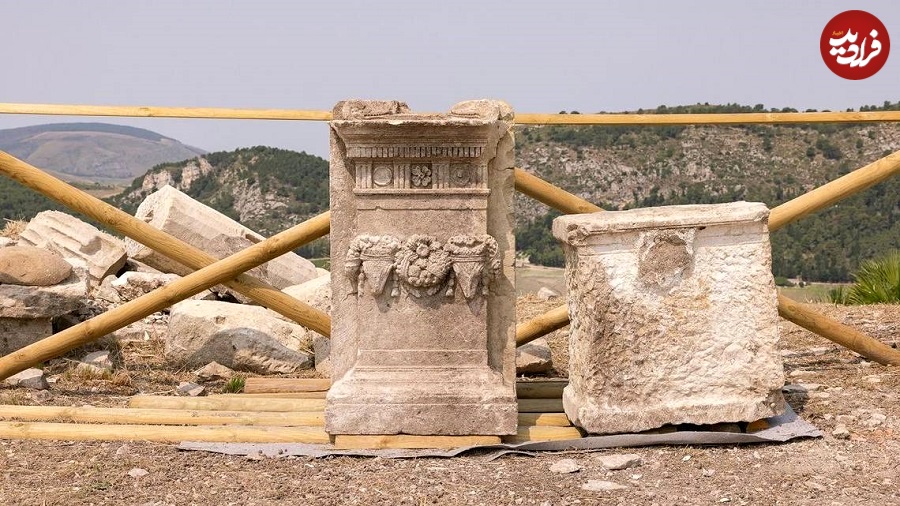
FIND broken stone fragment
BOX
[597,454,643,471]
[4,368,49,390]
[125,186,317,300]
[19,211,126,284]
[166,300,313,374]
[176,381,205,397]
[81,350,113,371]
[536,286,560,301]
[515,337,553,374]
[0,246,72,286]
[192,361,234,381]
[282,275,332,375]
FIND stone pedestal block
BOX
[325,100,518,436]
[552,202,785,434]
[124,186,318,299]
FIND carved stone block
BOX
[326,100,518,435]
[552,202,785,434]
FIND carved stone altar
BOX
[325,100,518,435]
[553,203,785,434]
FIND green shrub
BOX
[831,250,900,304]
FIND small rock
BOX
[4,368,49,390]
[29,390,52,402]
[832,424,851,439]
[0,246,72,286]
[0,237,14,248]
[193,361,234,381]
[549,458,582,474]
[127,468,149,478]
[582,480,628,492]
[516,337,553,374]
[115,444,130,457]
[598,453,642,470]
[835,414,856,424]
[864,413,886,428]
[702,468,715,477]
[176,382,205,397]
[81,350,113,370]
[536,287,560,301]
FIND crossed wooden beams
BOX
[0,143,898,380]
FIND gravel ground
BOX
[0,301,898,505]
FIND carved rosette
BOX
[345,234,500,300]
[345,235,402,296]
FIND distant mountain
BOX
[0,122,205,182]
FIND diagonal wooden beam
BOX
[512,164,900,366]
[0,151,331,336]
[0,212,330,381]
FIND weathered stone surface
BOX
[110,271,215,302]
[0,246,72,286]
[193,361,234,381]
[549,458,582,474]
[176,381,205,396]
[516,337,553,374]
[19,211,126,283]
[283,275,333,375]
[166,300,313,374]
[124,186,317,299]
[4,368,48,390]
[598,454,643,470]
[325,100,518,435]
[0,275,88,319]
[81,350,113,371]
[553,202,785,434]
[536,286,560,301]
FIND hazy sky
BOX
[1,1,899,157]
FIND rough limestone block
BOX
[124,185,318,298]
[166,300,313,374]
[282,275,332,376]
[0,275,88,319]
[552,202,785,434]
[325,99,518,436]
[0,318,52,356]
[20,211,127,284]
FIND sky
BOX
[1,0,899,158]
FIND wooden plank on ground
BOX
[333,434,500,450]
[501,426,583,444]
[517,398,564,413]
[243,378,331,394]
[516,413,571,427]
[0,421,329,443]
[0,405,323,426]
[128,395,325,412]
[515,380,568,399]
[221,392,326,399]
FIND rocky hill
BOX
[108,146,330,258]
[0,122,205,183]
[515,104,900,281]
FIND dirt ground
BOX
[0,300,898,505]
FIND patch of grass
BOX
[222,375,245,393]
[1,219,27,239]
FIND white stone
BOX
[4,368,48,390]
[19,211,126,284]
[283,276,333,375]
[81,350,113,371]
[516,338,553,374]
[832,424,851,439]
[549,458,582,474]
[124,186,317,299]
[597,454,642,470]
[127,468,149,478]
[536,286,560,300]
[193,361,234,381]
[582,480,628,492]
[553,203,785,434]
[166,300,313,374]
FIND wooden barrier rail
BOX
[6,102,900,125]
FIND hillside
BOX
[0,122,205,182]
[515,104,900,282]
[108,146,330,257]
